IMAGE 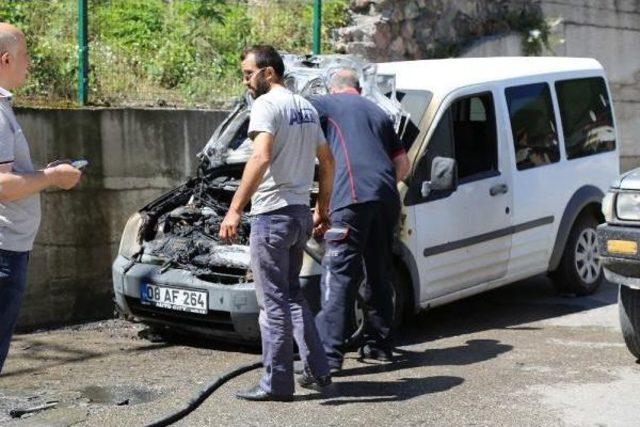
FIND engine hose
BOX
[145,360,263,427]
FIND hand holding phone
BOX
[71,159,89,170]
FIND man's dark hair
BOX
[241,45,285,79]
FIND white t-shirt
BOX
[247,86,325,215]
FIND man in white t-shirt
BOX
[219,45,335,401]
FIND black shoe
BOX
[236,385,293,402]
[297,367,334,392]
[359,344,393,362]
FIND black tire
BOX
[619,285,640,361]
[551,213,603,296]
[345,264,408,348]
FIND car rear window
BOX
[555,77,616,159]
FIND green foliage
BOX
[95,0,164,52]
[0,0,77,104]
[0,0,349,107]
[505,9,563,56]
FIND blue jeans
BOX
[250,205,330,396]
[0,249,29,374]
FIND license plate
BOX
[140,284,208,314]
[607,239,638,255]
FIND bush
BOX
[0,0,349,107]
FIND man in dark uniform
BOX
[311,68,410,372]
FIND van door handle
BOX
[490,183,508,196]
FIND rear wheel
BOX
[619,285,640,361]
[551,213,603,296]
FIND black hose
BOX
[145,360,262,427]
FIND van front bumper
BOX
[597,223,640,289]
[112,254,261,342]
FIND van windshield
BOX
[395,89,432,150]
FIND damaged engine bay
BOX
[133,55,407,284]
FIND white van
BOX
[113,56,619,341]
[304,57,619,333]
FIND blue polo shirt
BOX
[310,93,405,213]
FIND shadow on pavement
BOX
[397,276,618,346]
[337,339,513,378]
[317,375,464,405]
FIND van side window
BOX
[506,83,561,170]
[405,92,498,205]
[405,109,454,205]
[451,93,498,182]
[555,77,616,159]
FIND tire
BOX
[345,264,408,348]
[619,285,640,361]
[551,213,603,296]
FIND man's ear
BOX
[0,52,10,66]
[265,66,276,82]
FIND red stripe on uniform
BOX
[327,117,357,202]
[391,147,406,159]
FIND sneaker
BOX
[297,367,333,392]
[359,344,393,362]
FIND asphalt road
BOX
[1,276,639,426]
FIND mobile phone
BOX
[71,159,89,170]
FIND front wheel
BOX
[345,265,408,348]
[619,285,640,361]
[551,213,603,296]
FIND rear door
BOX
[504,82,566,278]
[408,87,514,301]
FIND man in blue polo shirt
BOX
[311,68,410,372]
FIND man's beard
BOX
[251,77,271,99]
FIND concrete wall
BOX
[14,108,228,330]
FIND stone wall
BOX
[338,0,543,60]
[14,108,227,330]
[339,0,640,169]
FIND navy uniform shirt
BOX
[311,92,405,213]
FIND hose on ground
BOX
[145,360,263,427]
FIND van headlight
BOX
[118,213,143,259]
[601,192,614,223]
[616,193,640,221]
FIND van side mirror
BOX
[421,157,458,198]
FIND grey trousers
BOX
[250,204,330,396]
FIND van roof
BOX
[377,57,604,95]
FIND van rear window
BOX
[505,83,561,170]
[555,77,616,159]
